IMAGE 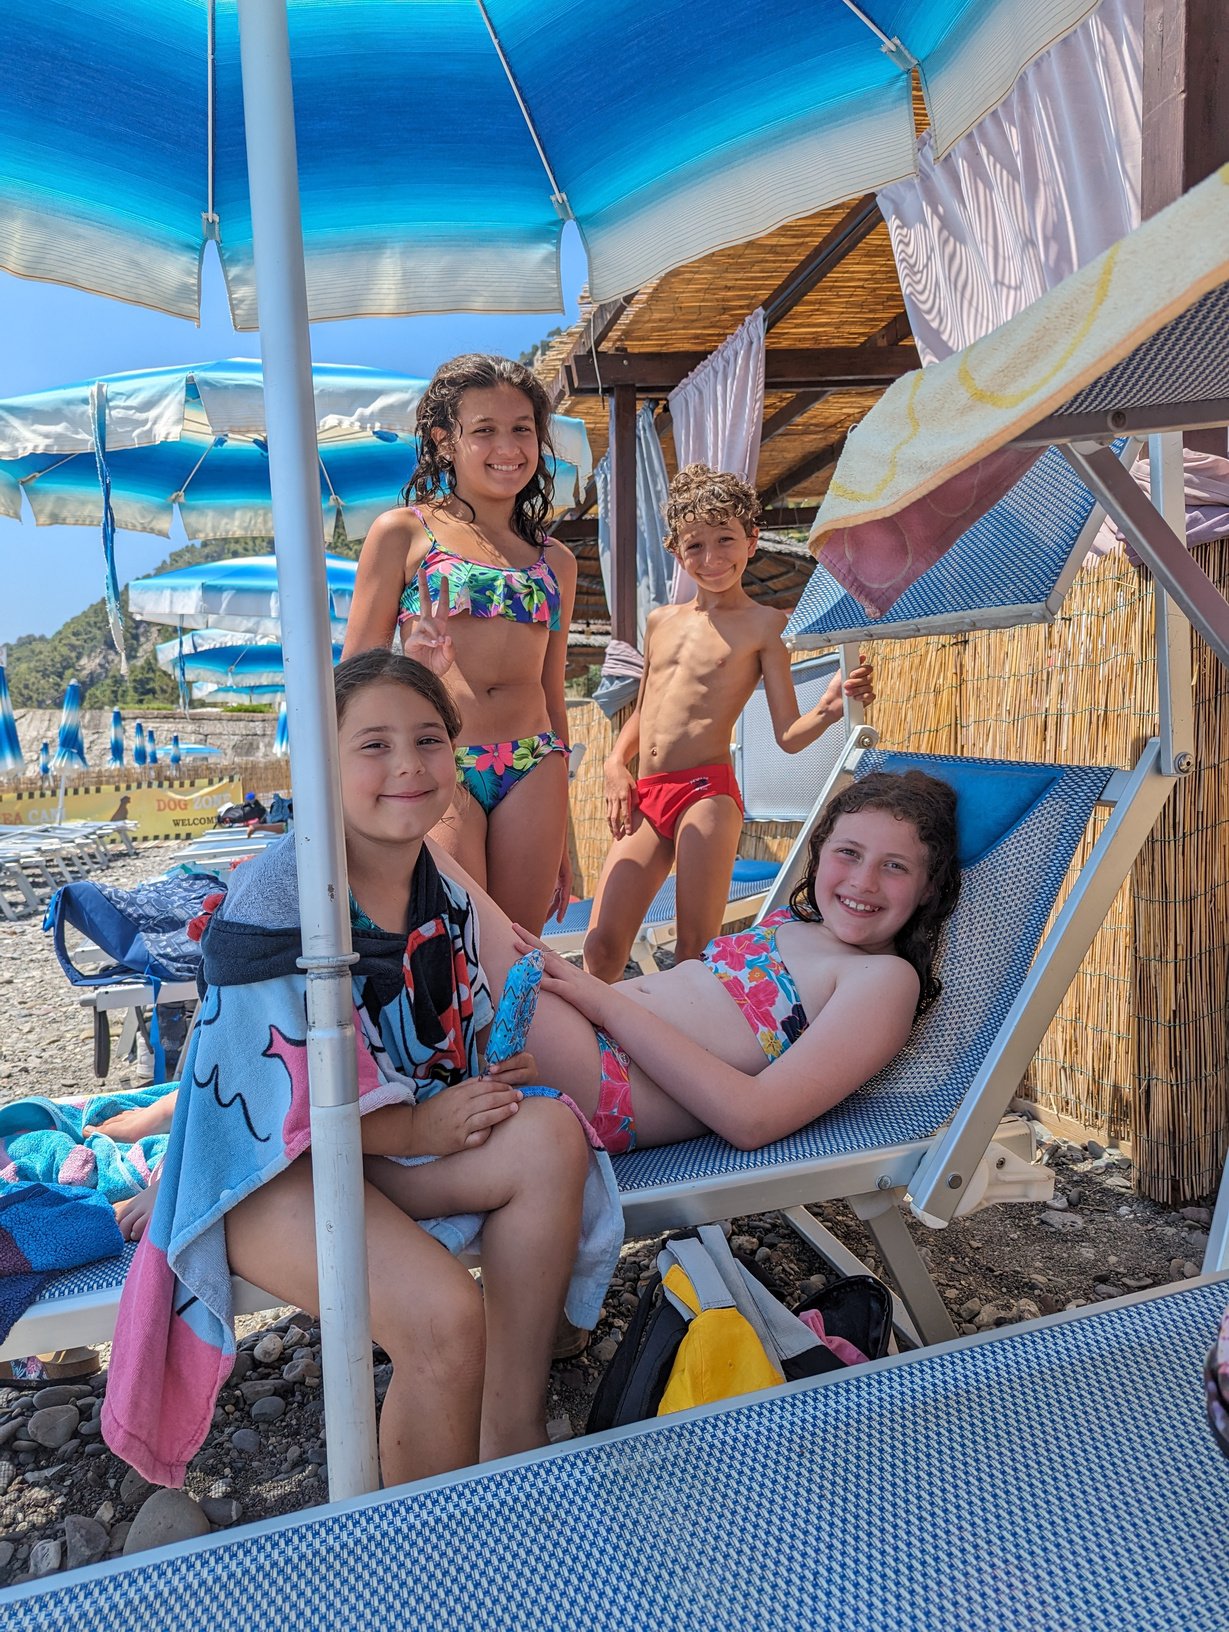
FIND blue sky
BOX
[0,230,587,646]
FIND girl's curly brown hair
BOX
[402,354,556,546]
[664,463,761,556]
[789,769,961,1018]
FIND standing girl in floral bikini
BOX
[345,354,577,935]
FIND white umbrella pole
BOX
[237,0,378,1500]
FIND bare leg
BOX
[364,1097,588,1458]
[672,795,744,962]
[434,857,712,1147]
[582,818,674,981]
[429,780,489,889]
[486,751,570,935]
[225,1155,485,1485]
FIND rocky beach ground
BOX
[0,843,1214,1587]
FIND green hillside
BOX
[7,533,360,709]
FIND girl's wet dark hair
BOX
[789,769,961,1017]
[402,353,556,547]
[333,649,462,742]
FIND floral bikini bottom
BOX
[455,731,567,816]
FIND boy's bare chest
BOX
[654,614,761,690]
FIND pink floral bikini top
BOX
[703,908,809,1062]
[397,506,562,631]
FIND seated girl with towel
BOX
[102,652,621,1491]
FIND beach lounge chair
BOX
[8,1270,1229,1629]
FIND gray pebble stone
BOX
[0,1539,13,1569]
[592,1337,619,1365]
[200,1496,243,1527]
[239,1379,280,1403]
[64,1515,110,1569]
[23,1464,69,1486]
[546,1416,572,1443]
[28,1538,63,1578]
[282,1325,308,1349]
[227,1351,255,1385]
[82,1443,109,1459]
[230,1428,261,1454]
[1181,1205,1213,1227]
[27,1405,80,1449]
[31,1385,90,1410]
[124,1489,210,1556]
[1040,1211,1084,1232]
[10,1440,37,1455]
[77,1416,103,1439]
[0,1420,22,1448]
[1085,1139,1107,1159]
[281,1358,321,1385]
[119,1467,155,1507]
[93,1500,116,1524]
[251,1395,285,1424]
[108,1521,131,1553]
[252,1333,284,1364]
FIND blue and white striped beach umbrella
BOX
[0,664,23,774]
[274,700,290,760]
[51,681,87,770]
[147,730,158,767]
[170,734,182,768]
[132,723,147,771]
[157,632,343,692]
[37,741,49,780]
[108,708,124,768]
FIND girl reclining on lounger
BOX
[102,651,621,1491]
[463,768,961,1153]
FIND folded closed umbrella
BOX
[108,709,124,768]
[51,681,87,770]
[37,742,49,780]
[170,734,182,768]
[273,700,290,760]
[132,723,147,771]
[0,664,22,774]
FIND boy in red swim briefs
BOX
[583,464,874,981]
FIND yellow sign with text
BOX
[0,778,244,840]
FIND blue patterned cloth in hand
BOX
[487,950,543,1066]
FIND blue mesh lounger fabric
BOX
[785,444,1115,646]
[614,747,1109,1202]
[10,1280,1228,1631]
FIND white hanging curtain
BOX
[666,307,767,601]
[593,402,674,713]
[877,0,1142,365]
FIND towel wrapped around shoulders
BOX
[102,834,621,1487]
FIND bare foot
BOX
[86,1090,178,1144]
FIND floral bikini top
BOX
[703,908,809,1062]
[397,506,562,631]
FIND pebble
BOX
[0,1540,12,1569]
[119,1468,155,1507]
[0,1420,22,1448]
[109,1521,131,1553]
[64,1514,110,1569]
[546,1416,572,1444]
[27,1404,81,1450]
[227,1351,256,1385]
[200,1496,243,1527]
[252,1333,284,1365]
[28,1538,63,1577]
[31,1385,91,1411]
[1040,1211,1084,1232]
[23,1465,70,1487]
[282,1358,322,1385]
[1181,1205,1213,1227]
[239,1380,280,1403]
[124,1489,210,1555]
[230,1428,261,1455]
[1047,1194,1069,1211]
[282,1325,308,1350]
[592,1337,619,1365]
[251,1396,285,1425]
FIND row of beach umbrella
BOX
[0,676,241,780]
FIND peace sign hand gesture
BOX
[401,567,455,677]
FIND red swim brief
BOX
[634,763,744,842]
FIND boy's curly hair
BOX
[401,353,556,547]
[664,463,761,556]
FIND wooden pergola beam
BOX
[568,345,915,394]
[1142,0,1229,455]
[758,433,848,508]
[761,194,882,330]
